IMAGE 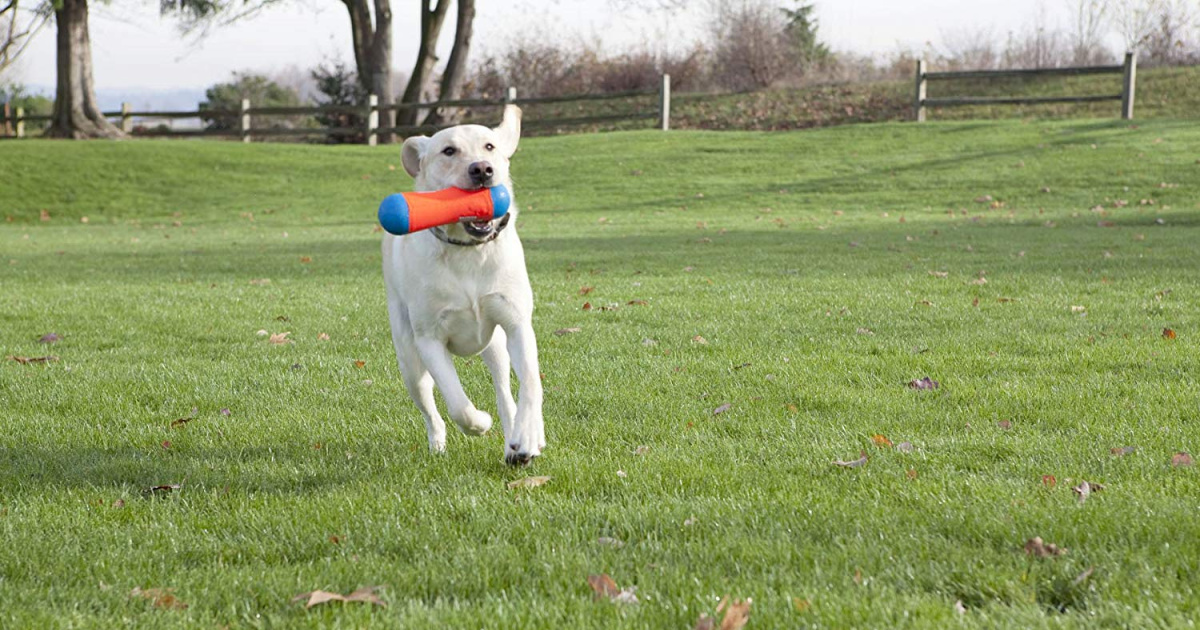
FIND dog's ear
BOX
[401,136,430,178]
[493,105,522,158]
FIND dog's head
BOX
[401,105,522,242]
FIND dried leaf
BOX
[694,614,716,630]
[581,302,592,311]
[170,416,193,429]
[929,270,949,278]
[587,574,620,599]
[353,360,366,368]
[906,469,918,480]
[897,441,914,453]
[855,327,874,335]
[6,355,59,364]
[1162,328,1176,340]
[1042,475,1057,488]
[37,333,60,344]
[554,327,582,336]
[634,446,650,455]
[793,598,811,613]
[870,434,893,448]
[692,335,708,345]
[719,599,751,630]
[579,286,594,295]
[248,278,271,286]
[997,420,1012,430]
[300,256,312,263]
[1023,537,1067,557]
[1073,480,1092,504]
[130,587,188,610]
[268,332,292,345]
[834,451,868,468]
[1171,452,1194,467]
[291,587,386,609]
[1110,446,1135,456]
[507,476,551,489]
[318,332,330,341]
[145,484,182,495]
[597,537,625,548]
[627,299,648,306]
[712,403,732,415]
[907,377,939,390]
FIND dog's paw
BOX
[457,408,493,436]
[504,440,541,467]
[429,436,447,453]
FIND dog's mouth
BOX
[463,219,495,238]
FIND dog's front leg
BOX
[414,338,493,436]
[503,322,544,465]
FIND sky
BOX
[6,0,1100,98]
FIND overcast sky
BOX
[8,0,1097,93]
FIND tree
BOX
[311,60,367,143]
[46,0,121,137]
[781,2,830,68]
[1065,0,1114,65]
[422,0,473,126]
[199,71,303,130]
[1,0,50,76]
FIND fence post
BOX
[1121,51,1137,120]
[366,94,379,146]
[121,103,133,133]
[659,73,671,131]
[2,102,10,137]
[240,98,251,143]
[15,106,24,138]
[914,60,927,122]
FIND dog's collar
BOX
[430,213,512,247]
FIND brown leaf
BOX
[581,302,592,311]
[929,270,949,278]
[1162,328,1176,340]
[855,327,874,335]
[579,286,594,295]
[627,299,648,306]
[719,599,751,630]
[6,355,59,364]
[586,574,638,604]
[870,434,893,448]
[248,278,271,286]
[507,476,551,489]
[291,587,386,609]
[145,484,182,495]
[130,587,188,610]
[1110,446,1135,456]
[353,360,366,368]
[317,332,330,341]
[112,499,125,508]
[1023,537,1067,557]
[834,451,868,468]
[161,440,172,450]
[170,416,194,429]
[268,332,292,345]
[694,614,716,630]
[633,446,650,455]
[37,333,60,344]
[997,420,1012,430]
[1171,452,1194,467]
[1041,475,1057,488]
[793,598,811,613]
[906,469,918,480]
[554,327,582,336]
[692,335,708,345]
[299,256,312,263]
[907,377,939,390]
[712,403,732,415]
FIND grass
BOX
[1,118,1199,628]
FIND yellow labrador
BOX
[382,105,544,465]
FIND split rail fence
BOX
[915,52,1138,121]
[1,75,673,142]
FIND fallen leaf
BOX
[1042,475,1057,488]
[597,537,625,548]
[1110,446,1135,456]
[1023,537,1067,557]
[1162,328,1176,340]
[40,209,51,221]
[554,327,582,336]
[112,499,125,508]
[974,195,993,203]
[871,434,893,448]
[268,332,292,345]
[220,408,231,416]
[6,355,59,364]
[914,300,933,307]
[634,446,650,455]
[692,335,708,345]
[712,403,732,415]
[907,377,939,390]
[1073,566,1096,587]
[37,333,60,344]
[694,614,716,630]
[353,360,366,369]
[1171,452,1194,467]
[317,332,330,341]
[161,440,172,450]
[627,299,648,306]
[906,469,918,479]
[507,476,551,489]
[719,599,751,630]
[145,484,182,495]
[248,278,271,286]
[579,286,594,295]
[130,587,188,610]
[300,256,312,263]
[581,302,592,311]
[291,587,386,609]
[170,415,194,429]
[855,327,874,335]
[1073,480,1092,504]
[587,574,638,604]
[793,598,811,613]
[997,420,1012,430]
[834,451,868,468]
[641,338,658,346]
[897,441,914,453]
[929,270,949,278]
[1070,305,1086,313]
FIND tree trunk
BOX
[342,0,393,142]
[46,0,121,139]
[424,0,475,126]
[398,0,450,126]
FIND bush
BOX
[200,72,307,131]
[1,83,52,134]
[310,61,367,144]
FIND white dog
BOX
[382,105,544,465]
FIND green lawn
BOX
[1,119,1198,628]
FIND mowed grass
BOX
[1,119,1198,628]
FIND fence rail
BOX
[915,52,1137,121]
[0,76,673,143]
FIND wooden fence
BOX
[1,75,673,142]
[914,52,1137,121]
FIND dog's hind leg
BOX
[388,298,448,452]
[481,327,517,440]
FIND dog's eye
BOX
[442,147,456,157]
[484,143,495,152]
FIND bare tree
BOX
[423,0,474,126]
[1,0,49,76]
[1065,0,1114,64]
[45,0,121,138]
[1111,0,1165,50]
[1142,0,1199,64]
[395,0,449,125]
[708,0,792,91]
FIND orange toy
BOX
[378,185,511,235]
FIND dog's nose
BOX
[468,161,494,184]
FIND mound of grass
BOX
[1,119,1198,627]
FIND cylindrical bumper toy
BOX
[378,185,511,236]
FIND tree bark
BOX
[423,0,475,126]
[46,0,121,139]
[341,0,393,142]
[398,0,450,126]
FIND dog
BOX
[382,105,544,465]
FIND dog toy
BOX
[378,185,511,236]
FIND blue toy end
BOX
[489,185,512,219]
[378,194,411,235]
